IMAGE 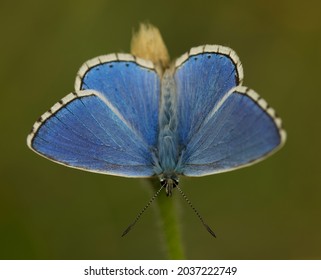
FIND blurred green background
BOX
[1,0,320,259]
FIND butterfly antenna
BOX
[176,186,216,238]
[121,184,164,237]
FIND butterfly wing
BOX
[27,55,160,177]
[174,45,243,147]
[75,54,159,146]
[174,46,286,176]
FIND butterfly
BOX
[27,25,286,236]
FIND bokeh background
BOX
[1,0,320,259]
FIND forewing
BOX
[75,54,160,146]
[179,86,286,176]
[174,45,243,147]
[27,90,156,177]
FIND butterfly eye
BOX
[160,179,166,187]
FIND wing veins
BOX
[191,100,266,158]
[78,97,123,150]
[48,113,112,148]
[93,91,151,149]
[34,133,151,166]
[183,87,236,150]
[78,96,153,161]
[187,138,274,167]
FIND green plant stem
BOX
[147,178,185,259]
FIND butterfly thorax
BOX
[154,69,180,182]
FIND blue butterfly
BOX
[27,28,286,236]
